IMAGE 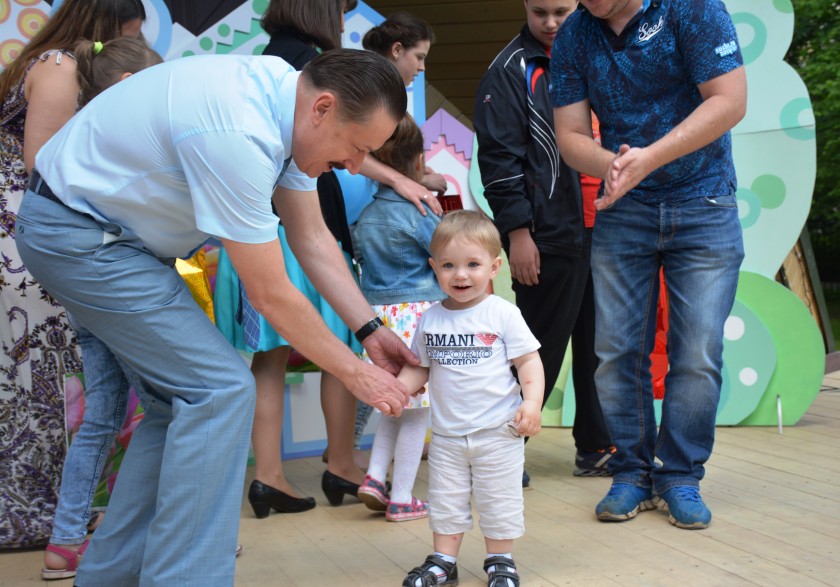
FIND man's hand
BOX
[392,174,444,216]
[344,361,410,417]
[597,144,655,210]
[514,399,542,437]
[508,228,540,286]
[363,326,421,376]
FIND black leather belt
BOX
[29,169,64,205]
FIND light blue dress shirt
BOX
[35,54,316,259]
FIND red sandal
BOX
[41,539,89,580]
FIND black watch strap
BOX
[354,317,384,344]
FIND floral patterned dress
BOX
[0,52,82,548]
[367,301,437,410]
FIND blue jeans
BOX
[17,192,255,586]
[50,312,131,546]
[591,194,744,493]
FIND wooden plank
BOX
[432,61,496,81]
[370,1,523,23]
[827,351,840,374]
[701,479,840,559]
[800,228,836,353]
[430,21,522,43]
[5,391,840,586]
[714,428,840,475]
[721,426,840,471]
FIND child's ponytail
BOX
[74,37,162,107]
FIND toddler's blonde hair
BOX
[430,210,501,258]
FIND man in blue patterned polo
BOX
[550,0,746,529]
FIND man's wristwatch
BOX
[354,317,384,344]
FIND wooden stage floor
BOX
[2,371,839,586]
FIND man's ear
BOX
[119,72,133,81]
[311,92,337,125]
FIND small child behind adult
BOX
[399,210,544,587]
[353,113,446,521]
[42,36,162,580]
[74,37,162,107]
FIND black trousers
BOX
[570,261,612,450]
[513,238,611,451]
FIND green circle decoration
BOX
[736,272,824,425]
[780,97,816,140]
[772,0,793,14]
[199,37,213,51]
[253,0,269,15]
[752,174,786,209]
[218,24,231,37]
[731,12,766,66]
[736,187,761,229]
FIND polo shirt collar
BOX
[591,0,658,51]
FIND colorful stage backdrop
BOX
[0,0,823,474]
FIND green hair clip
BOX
[93,41,103,55]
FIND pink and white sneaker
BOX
[386,497,429,522]
[357,475,390,511]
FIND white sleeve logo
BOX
[714,40,739,57]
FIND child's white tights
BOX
[367,407,429,504]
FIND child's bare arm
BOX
[512,351,544,436]
[397,364,431,398]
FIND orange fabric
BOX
[650,269,669,399]
[579,112,601,227]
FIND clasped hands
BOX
[595,144,654,211]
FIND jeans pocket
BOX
[701,194,738,208]
[506,418,522,438]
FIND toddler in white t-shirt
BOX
[399,210,544,587]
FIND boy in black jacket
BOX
[473,0,612,483]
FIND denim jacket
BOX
[354,187,446,305]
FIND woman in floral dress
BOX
[0,0,146,548]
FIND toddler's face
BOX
[430,238,501,310]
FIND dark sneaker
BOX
[655,485,712,529]
[596,483,655,521]
[522,469,531,488]
[574,447,615,477]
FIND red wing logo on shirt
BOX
[475,333,499,346]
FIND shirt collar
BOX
[278,70,300,160]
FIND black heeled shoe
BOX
[321,470,361,506]
[248,480,316,518]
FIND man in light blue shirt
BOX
[17,49,413,586]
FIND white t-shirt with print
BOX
[411,294,540,436]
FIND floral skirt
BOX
[366,301,438,409]
[0,164,81,547]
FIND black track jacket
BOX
[474,25,584,256]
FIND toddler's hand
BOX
[514,400,542,437]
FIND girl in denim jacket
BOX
[354,114,445,521]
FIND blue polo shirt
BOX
[36,54,316,259]
[550,0,743,202]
